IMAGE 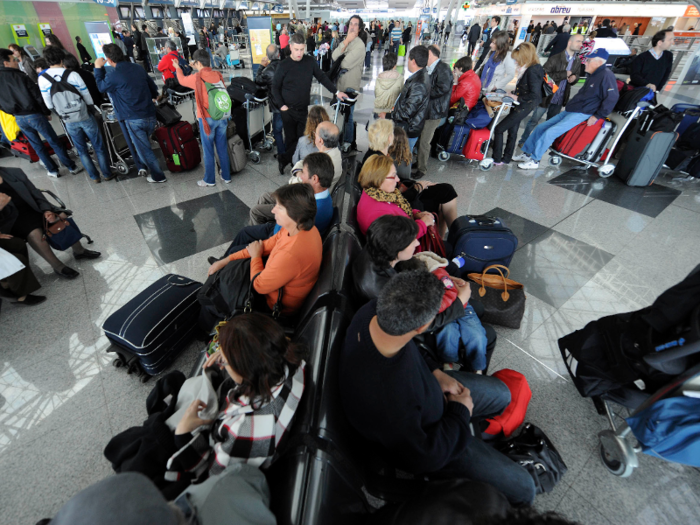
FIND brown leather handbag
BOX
[467,264,526,329]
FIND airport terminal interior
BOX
[1,1,700,524]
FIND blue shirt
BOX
[94,61,159,121]
[550,52,575,106]
[273,189,334,235]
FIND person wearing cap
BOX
[514,48,619,170]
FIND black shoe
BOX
[75,249,101,260]
[413,171,427,180]
[103,172,119,182]
[55,267,80,279]
[207,256,219,265]
[0,288,15,299]
[12,294,47,306]
[278,161,286,175]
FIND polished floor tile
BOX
[549,170,682,218]
[133,190,250,264]
[482,207,550,249]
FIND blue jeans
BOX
[65,116,112,181]
[435,305,488,370]
[272,112,285,156]
[429,371,537,506]
[522,110,591,161]
[408,136,418,151]
[392,40,400,53]
[123,117,166,181]
[344,104,356,144]
[119,120,146,171]
[518,103,564,146]
[198,117,231,184]
[14,113,76,173]
[365,50,371,68]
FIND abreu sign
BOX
[550,6,572,14]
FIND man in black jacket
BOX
[75,36,92,64]
[544,24,571,57]
[140,24,152,72]
[595,19,617,38]
[255,44,284,156]
[415,45,451,179]
[467,22,481,56]
[0,48,80,178]
[475,16,500,71]
[272,32,347,173]
[393,45,432,152]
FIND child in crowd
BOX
[373,52,404,119]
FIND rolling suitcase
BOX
[581,119,617,162]
[463,128,490,161]
[153,121,201,172]
[228,134,247,173]
[552,119,604,158]
[102,274,203,380]
[616,127,677,187]
[447,215,518,275]
[445,124,472,154]
[10,133,72,163]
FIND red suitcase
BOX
[552,119,604,158]
[463,128,490,161]
[10,133,72,163]
[153,121,201,172]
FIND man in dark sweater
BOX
[339,271,536,506]
[629,29,675,93]
[272,32,347,173]
[474,16,500,71]
[595,19,617,38]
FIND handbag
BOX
[495,423,567,495]
[43,216,84,251]
[541,74,559,99]
[467,264,526,329]
[418,213,447,258]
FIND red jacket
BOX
[433,267,459,313]
[158,50,180,82]
[450,69,482,110]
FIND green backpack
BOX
[205,80,232,120]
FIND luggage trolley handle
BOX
[601,101,649,166]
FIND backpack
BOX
[42,70,90,124]
[177,55,193,76]
[483,369,532,438]
[204,79,232,120]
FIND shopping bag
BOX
[398,45,406,57]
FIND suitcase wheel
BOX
[438,151,450,162]
[548,155,563,167]
[597,164,615,179]
[140,374,151,384]
[479,158,494,171]
[112,358,124,369]
[249,151,261,164]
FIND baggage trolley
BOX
[331,88,359,149]
[100,103,132,176]
[167,87,197,122]
[243,94,274,164]
[478,96,519,171]
[547,101,651,179]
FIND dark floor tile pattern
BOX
[483,207,551,250]
[133,190,250,265]
[548,170,681,218]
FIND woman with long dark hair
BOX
[477,30,515,92]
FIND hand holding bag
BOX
[418,212,447,258]
[467,264,525,329]
[43,215,84,251]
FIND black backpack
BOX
[495,423,567,495]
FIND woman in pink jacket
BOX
[356,154,435,238]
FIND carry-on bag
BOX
[671,103,700,137]
[418,213,447,257]
[484,369,532,438]
[155,102,183,126]
[616,128,677,186]
[10,134,72,163]
[153,121,201,172]
[102,274,203,378]
[467,264,526,329]
[580,119,617,162]
[447,215,518,274]
[445,124,472,154]
[226,77,264,105]
[462,127,490,161]
[43,216,91,251]
[552,119,604,158]
[398,44,406,57]
[228,134,247,173]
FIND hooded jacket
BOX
[392,67,431,138]
[450,69,481,110]
[374,69,404,113]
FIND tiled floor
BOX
[1,42,700,525]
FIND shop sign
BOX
[549,6,571,14]
[685,5,700,17]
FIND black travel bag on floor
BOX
[447,215,518,275]
[616,125,677,186]
[102,275,203,381]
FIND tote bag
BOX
[467,264,526,329]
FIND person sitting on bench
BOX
[339,270,536,506]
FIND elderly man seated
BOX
[514,49,620,170]
[290,121,343,185]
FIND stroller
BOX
[558,266,700,477]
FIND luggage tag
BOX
[173,153,181,166]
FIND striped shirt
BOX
[391,27,402,41]
[37,67,93,110]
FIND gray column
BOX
[306,0,310,20]
[441,0,456,45]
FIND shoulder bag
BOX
[418,212,447,258]
[467,264,525,329]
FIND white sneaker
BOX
[197,180,215,187]
[46,170,60,178]
[518,160,540,170]
[221,178,232,184]
[147,176,167,183]
[512,153,530,162]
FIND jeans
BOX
[408,136,418,152]
[429,370,537,506]
[123,117,166,181]
[392,40,400,53]
[365,50,371,68]
[435,305,488,369]
[272,112,285,156]
[212,55,222,68]
[198,118,231,184]
[65,116,112,181]
[518,103,564,146]
[119,120,146,171]
[344,104,356,145]
[492,105,533,163]
[522,110,591,161]
[14,113,76,173]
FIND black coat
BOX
[0,167,55,234]
[544,32,570,58]
[595,27,617,38]
[0,67,50,117]
[426,60,453,120]
[254,58,281,112]
[76,42,92,63]
[514,63,545,109]
[468,24,481,43]
[393,67,431,138]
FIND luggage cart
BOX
[243,94,274,164]
[478,96,519,171]
[167,87,197,121]
[100,103,132,176]
[547,101,650,179]
[331,88,359,149]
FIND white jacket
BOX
[481,52,516,92]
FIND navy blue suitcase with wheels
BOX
[102,274,203,380]
[448,215,518,275]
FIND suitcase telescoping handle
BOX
[167,274,198,287]
[468,215,501,227]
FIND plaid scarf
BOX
[365,187,413,217]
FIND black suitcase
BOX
[616,127,677,187]
[102,274,203,381]
[447,215,518,276]
[226,77,265,105]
